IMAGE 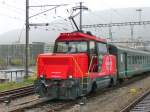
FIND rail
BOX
[0,85,34,103]
[120,88,150,112]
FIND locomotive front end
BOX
[35,53,88,99]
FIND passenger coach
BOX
[109,44,150,82]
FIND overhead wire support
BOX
[72,2,88,31]
[29,4,68,7]
[82,20,150,47]
[29,6,60,18]
[25,0,29,77]
[82,21,150,28]
[29,4,69,18]
[29,23,49,26]
[69,2,88,31]
[110,41,150,43]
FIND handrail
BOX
[71,56,84,78]
[88,56,95,75]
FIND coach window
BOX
[137,56,139,64]
[135,56,137,64]
[133,56,135,64]
[128,56,131,64]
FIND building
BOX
[0,42,45,66]
[44,42,54,53]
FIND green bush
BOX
[29,59,36,66]
[0,58,5,65]
[10,58,23,66]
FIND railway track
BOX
[120,89,150,112]
[15,74,150,112]
[4,74,150,112]
[0,85,34,103]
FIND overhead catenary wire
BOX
[16,25,25,43]
[0,0,78,31]
[0,12,24,21]
[0,1,61,22]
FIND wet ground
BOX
[62,76,150,112]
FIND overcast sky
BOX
[0,0,150,34]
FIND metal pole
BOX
[130,25,134,41]
[109,26,112,41]
[136,9,142,22]
[25,0,29,77]
[80,2,82,31]
[130,25,134,48]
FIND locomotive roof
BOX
[109,44,150,55]
[56,32,106,42]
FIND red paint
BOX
[90,55,117,79]
[37,53,117,80]
[56,32,106,42]
[37,53,88,79]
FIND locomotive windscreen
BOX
[55,41,88,53]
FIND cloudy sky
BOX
[0,0,150,34]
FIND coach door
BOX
[120,53,127,78]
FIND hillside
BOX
[0,7,150,44]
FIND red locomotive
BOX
[35,31,117,99]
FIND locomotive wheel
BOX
[118,79,124,84]
[91,82,97,93]
[108,77,117,87]
[39,84,48,96]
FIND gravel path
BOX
[62,76,150,112]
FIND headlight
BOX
[68,75,73,79]
[40,75,44,78]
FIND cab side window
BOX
[97,43,108,54]
[89,41,95,54]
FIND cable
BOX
[111,9,128,22]
[88,10,107,23]
[0,4,25,17]
[0,1,54,22]
[0,12,24,21]
[16,25,25,43]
